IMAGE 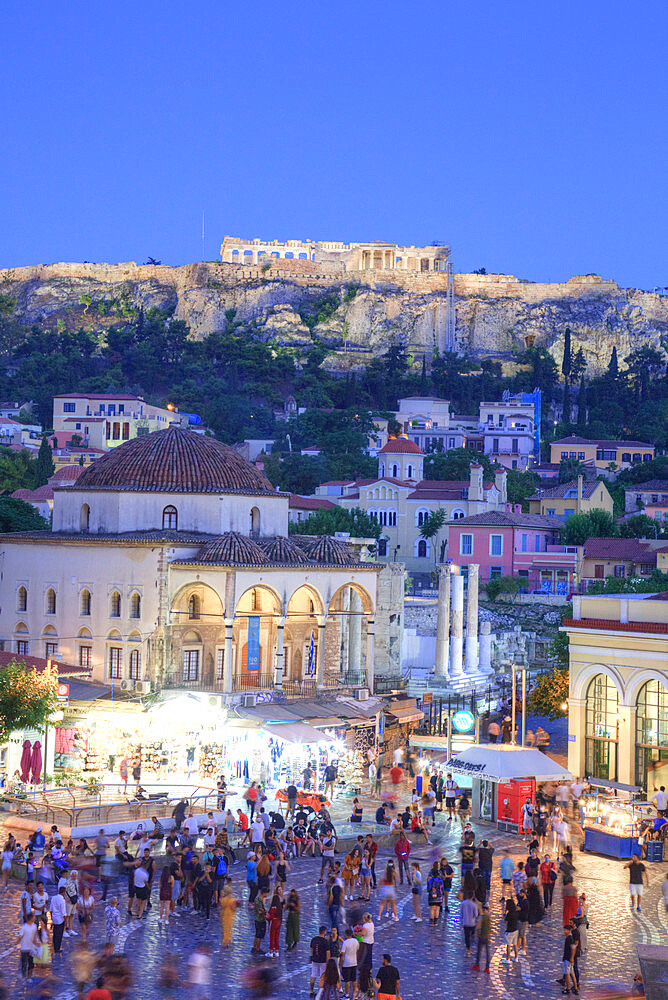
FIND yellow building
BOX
[527,476,613,522]
[565,592,668,790]
[550,435,654,471]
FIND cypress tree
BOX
[607,346,619,380]
[34,436,55,488]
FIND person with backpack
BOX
[213,850,228,905]
[426,865,444,925]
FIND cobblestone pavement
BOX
[0,812,664,999]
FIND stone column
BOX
[617,705,636,786]
[434,566,451,679]
[449,574,464,677]
[223,620,234,694]
[465,564,479,672]
[316,621,326,689]
[567,697,586,781]
[348,590,362,681]
[479,621,492,675]
[365,619,375,693]
[274,618,285,691]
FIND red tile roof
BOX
[379,438,424,455]
[583,537,656,562]
[0,649,89,677]
[289,494,337,510]
[12,485,54,501]
[74,426,276,495]
[450,511,562,529]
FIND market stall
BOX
[444,744,573,833]
[582,777,645,859]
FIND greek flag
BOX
[308,631,315,676]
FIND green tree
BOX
[562,508,618,545]
[558,457,587,483]
[289,506,381,540]
[0,658,59,745]
[418,509,446,564]
[423,448,495,481]
[619,514,664,539]
[505,470,541,510]
[34,436,55,487]
[484,574,522,602]
[607,346,619,381]
[0,497,49,532]
[562,327,572,424]
[0,450,38,493]
[527,666,569,720]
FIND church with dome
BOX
[0,427,403,698]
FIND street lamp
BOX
[393,544,401,561]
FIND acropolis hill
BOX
[1,239,667,373]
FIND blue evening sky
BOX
[2,2,666,289]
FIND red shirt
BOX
[539,861,555,884]
[238,813,249,830]
[394,838,410,860]
[390,765,402,785]
[87,991,113,1000]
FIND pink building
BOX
[448,510,577,595]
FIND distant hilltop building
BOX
[220,236,451,273]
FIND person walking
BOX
[76,884,95,943]
[488,720,501,744]
[328,869,345,933]
[461,894,479,957]
[104,896,121,950]
[477,840,494,901]
[375,953,400,1000]
[310,925,330,997]
[410,862,422,921]
[219,885,238,948]
[444,774,458,819]
[285,888,300,951]
[158,865,173,925]
[540,854,557,910]
[49,887,67,955]
[502,897,519,963]
[19,912,38,979]
[625,854,649,913]
[394,831,412,885]
[324,762,337,802]
[427,865,444,925]
[471,904,491,973]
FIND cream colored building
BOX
[565,592,668,790]
[528,477,614,522]
[336,438,506,578]
[53,393,187,451]
[0,427,403,699]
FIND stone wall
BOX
[374,563,404,681]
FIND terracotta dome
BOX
[74,426,275,495]
[379,437,424,455]
[260,537,315,566]
[193,532,269,566]
[294,535,356,566]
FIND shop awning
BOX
[444,744,573,784]
[263,722,335,745]
[389,707,424,723]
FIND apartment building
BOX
[52,393,194,451]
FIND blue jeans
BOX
[329,904,342,932]
[481,869,492,898]
[476,939,490,969]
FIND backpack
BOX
[216,857,227,878]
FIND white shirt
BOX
[362,920,374,944]
[368,764,375,780]
[114,836,128,854]
[393,748,404,764]
[341,937,359,967]
[32,890,48,913]
[188,953,211,986]
[184,816,199,836]
[652,790,668,811]
[49,894,67,924]
[250,820,265,843]
[133,866,150,888]
[203,830,216,848]
[389,817,401,832]
[19,923,38,951]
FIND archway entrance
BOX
[283,586,322,692]
[585,674,619,781]
[233,586,282,691]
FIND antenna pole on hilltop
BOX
[201,211,205,262]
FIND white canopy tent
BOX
[445,744,573,784]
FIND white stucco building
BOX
[0,427,403,699]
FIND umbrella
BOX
[30,740,42,785]
[444,744,573,784]
[19,740,32,783]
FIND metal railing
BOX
[158,672,369,698]
[1,783,219,831]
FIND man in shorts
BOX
[341,927,359,998]
[376,953,401,1000]
[309,925,330,996]
[625,853,648,912]
[444,774,457,820]
[561,924,576,995]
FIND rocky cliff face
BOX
[2,260,667,373]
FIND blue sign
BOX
[452,710,475,733]
[307,631,315,676]
[247,616,261,671]
[379,714,385,737]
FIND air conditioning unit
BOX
[242,693,257,708]
[120,679,135,692]
[354,688,369,701]
[134,680,151,695]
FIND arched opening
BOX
[80,589,91,616]
[635,680,668,790]
[233,585,283,690]
[45,588,56,615]
[162,505,178,530]
[585,673,619,780]
[326,583,374,688]
[130,592,141,619]
[110,590,121,618]
[417,539,428,558]
[15,621,29,656]
[77,627,92,668]
[451,509,466,520]
[17,586,27,613]
[250,506,261,537]
[43,624,58,659]
[80,503,90,532]
[379,463,385,477]
[188,594,201,620]
[392,464,399,477]
[407,464,413,479]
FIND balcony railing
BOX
[158,670,369,697]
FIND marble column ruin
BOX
[449,573,464,677]
[465,564,479,672]
[434,566,451,679]
[479,621,492,674]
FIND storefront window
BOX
[635,680,668,790]
[585,673,619,780]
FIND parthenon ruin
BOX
[220,236,451,272]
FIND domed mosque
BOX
[0,426,402,699]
